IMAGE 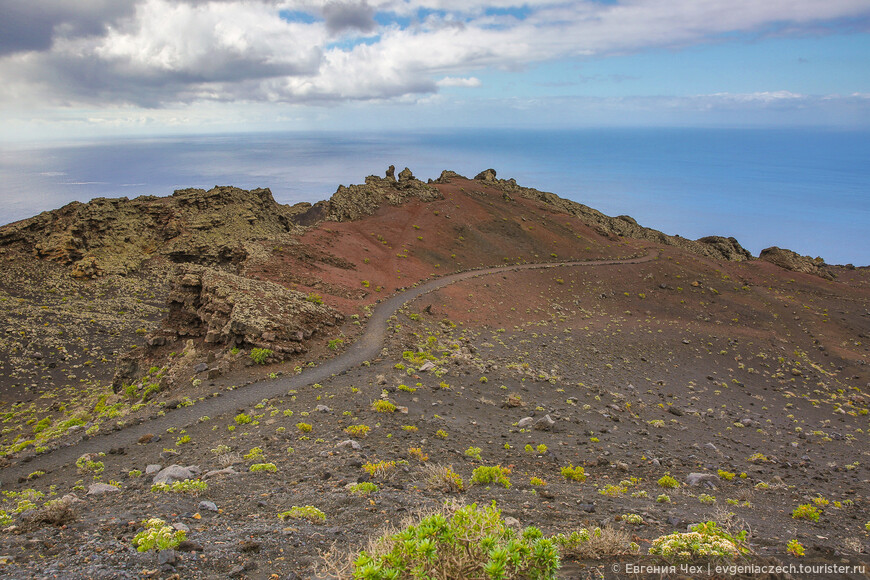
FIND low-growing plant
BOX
[422,464,465,493]
[622,513,643,525]
[250,463,277,473]
[408,447,429,462]
[650,521,750,563]
[718,469,736,481]
[244,447,265,461]
[344,425,370,438]
[250,348,273,365]
[132,518,186,552]
[530,477,546,487]
[552,527,639,560]
[296,422,313,433]
[279,505,325,523]
[234,413,253,425]
[371,399,397,413]
[471,465,512,488]
[464,446,482,461]
[350,482,379,495]
[699,494,716,504]
[658,474,680,489]
[75,453,105,475]
[786,539,805,557]
[340,502,559,579]
[792,504,820,522]
[560,464,587,482]
[362,460,397,480]
[435,429,448,439]
[657,494,671,503]
[150,479,208,495]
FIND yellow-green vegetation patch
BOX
[132,518,186,552]
[279,505,325,524]
[471,465,512,488]
[649,522,750,563]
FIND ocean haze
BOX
[1,128,868,265]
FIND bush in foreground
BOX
[344,502,559,579]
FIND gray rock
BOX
[145,464,162,475]
[315,405,331,413]
[203,467,237,480]
[418,361,436,372]
[534,414,555,431]
[173,522,190,533]
[86,483,120,496]
[193,362,208,373]
[517,417,534,428]
[336,440,362,451]
[158,549,177,566]
[685,472,719,488]
[199,500,219,512]
[153,464,198,485]
[503,517,520,527]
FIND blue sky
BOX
[0,0,868,142]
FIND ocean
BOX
[1,128,868,265]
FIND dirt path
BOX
[2,251,657,483]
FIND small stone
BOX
[418,361,436,372]
[145,464,162,475]
[86,483,120,496]
[517,417,534,428]
[198,501,218,512]
[504,517,520,527]
[203,467,237,480]
[336,440,361,451]
[193,362,208,373]
[157,549,177,567]
[172,522,190,533]
[315,405,331,413]
[685,472,719,488]
[138,434,155,445]
[533,414,555,431]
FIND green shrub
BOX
[657,474,679,489]
[305,293,323,305]
[792,504,820,522]
[344,425,370,438]
[244,447,265,461]
[649,521,749,562]
[560,465,587,482]
[348,502,559,579]
[234,412,253,425]
[371,399,397,413]
[279,506,325,523]
[250,463,278,473]
[471,465,512,488]
[150,479,208,495]
[132,518,186,552]
[362,460,396,480]
[350,482,379,495]
[464,446,482,461]
[250,348,273,365]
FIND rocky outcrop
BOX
[154,265,343,354]
[472,169,753,263]
[323,166,442,222]
[759,247,834,280]
[0,186,303,276]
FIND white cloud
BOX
[0,0,868,114]
[437,76,481,87]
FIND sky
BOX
[0,0,869,142]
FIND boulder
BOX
[152,464,198,485]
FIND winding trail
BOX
[3,251,657,482]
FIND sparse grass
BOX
[422,464,465,493]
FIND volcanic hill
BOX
[0,168,867,579]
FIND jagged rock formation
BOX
[0,186,303,277]
[297,166,442,223]
[759,247,835,280]
[154,265,343,354]
[470,168,752,263]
